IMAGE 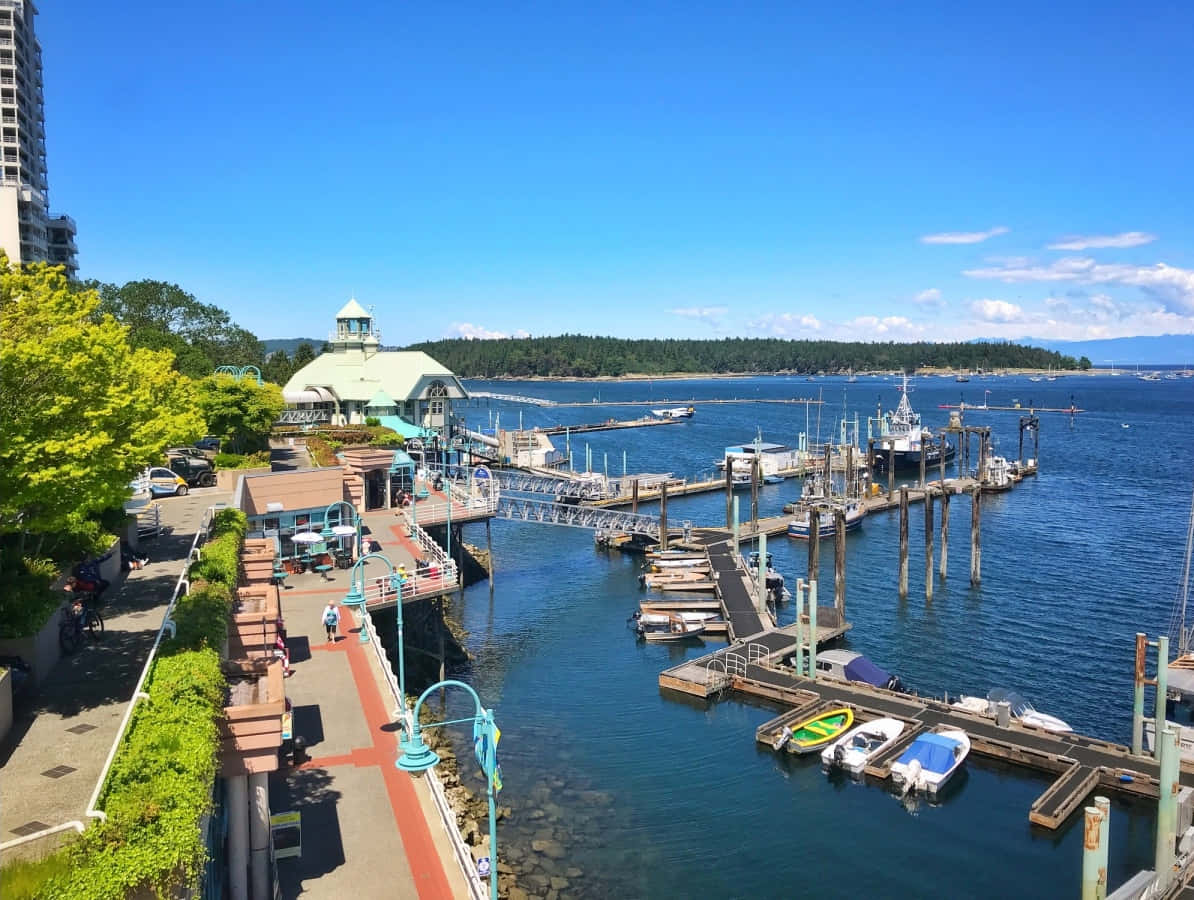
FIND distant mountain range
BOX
[1019,333,1194,366]
[262,337,324,355]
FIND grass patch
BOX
[0,849,77,900]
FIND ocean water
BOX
[428,374,1194,898]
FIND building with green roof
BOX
[280,300,468,437]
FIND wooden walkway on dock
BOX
[659,651,1194,829]
[538,417,684,435]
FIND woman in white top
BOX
[321,602,341,642]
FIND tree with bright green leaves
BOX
[0,260,202,564]
[86,279,265,379]
[196,375,284,453]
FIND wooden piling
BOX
[940,488,950,580]
[867,438,875,478]
[632,477,639,515]
[808,508,820,580]
[938,435,946,487]
[970,486,981,585]
[919,444,927,490]
[898,486,909,599]
[887,445,895,499]
[822,442,832,495]
[845,442,855,498]
[659,481,669,551]
[834,508,846,618]
[924,488,934,602]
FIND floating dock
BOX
[538,417,686,435]
[659,647,1194,829]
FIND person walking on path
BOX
[321,601,341,643]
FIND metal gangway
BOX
[490,468,611,499]
[496,495,660,537]
[466,391,556,407]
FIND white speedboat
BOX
[890,728,970,796]
[652,406,695,419]
[820,717,906,775]
[951,689,1072,733]
[632,611,705,642]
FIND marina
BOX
[440,373,1194,899]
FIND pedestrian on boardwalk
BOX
[321,601,340,642]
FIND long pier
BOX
[538,417,684,435]
[468,391,823,408]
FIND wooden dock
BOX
[538,417,685,435]
[659,648,1193,829]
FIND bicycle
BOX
[59,600,103,654]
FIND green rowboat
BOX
[779,708,855,754]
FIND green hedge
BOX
[39,511,245,898]
[212,450,271,470]
[0,557,60,639]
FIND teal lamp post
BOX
[343,552,406,717]
[396,680,501,900]
[323,500,361,557]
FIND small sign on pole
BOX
[270,811,302,860]
[476,856,491,878]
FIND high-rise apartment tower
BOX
[0,1,76,276]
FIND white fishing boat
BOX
[1158,487,1194,761]
[652,406,695,419]
[889,728,971,796]
[979,452,1016,493]
[820,717,906,775]
[787,499,866,539]
[950,689,1072,733]
[632,611,705,641]
[872,375,955,472]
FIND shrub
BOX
[0,557,61,639]
[306,436,338,467]
[365,416,381,426]
[212,451,271,470]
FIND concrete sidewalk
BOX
[0,489,228,856]
[270,567,469,899]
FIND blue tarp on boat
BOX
[895,733,962,774]
[843,655,894,689]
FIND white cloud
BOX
[920,226,1009,245]
[914,288,943,307]
[963,257,1194,313]
[1046,231,1157,251]
[970,299,1024,323]
[445,322,530,340]
[746,312,822,337]
[670,306,728,322]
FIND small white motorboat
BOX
[951,689,1072,733]
[820,717,906,775]
[632,611,705,642]
[652,406,695,419]
[890,728,970,796]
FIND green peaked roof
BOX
[367,389,397,407]
[336,297,371,319]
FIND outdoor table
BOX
[271,571,288,586]
[314,564,334,581]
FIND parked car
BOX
[166,455,216,488]
[166,446,209,461]
[147,466,189,497]
[194,436,221,452]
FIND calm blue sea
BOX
[431,374,1194,898]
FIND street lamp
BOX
[396,679,501,900]
[342,553,406,713]
[323,500,361,558]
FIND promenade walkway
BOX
[2,484,471,899]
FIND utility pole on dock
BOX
[808,508,820,581]
[834,509,846,618]
[724,466,733,527]
[659,482,669,551]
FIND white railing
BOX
[358,611,487,900]
[361,561,459,608]
[406,520,451,567]
[0,504,224,853]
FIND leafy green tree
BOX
[262,349,292,385]
[0,260,201,562]
[87,279,264,378]
[290,342,317,375]
[196,376,284,453]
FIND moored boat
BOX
[651,406,695,419]
[632,611,706,642]
[779,707,855,755]
[871,375,956,472]
[889,728,970,796]
[950,689,1072,733]
[820,717,907,775]
[787,499,866,539]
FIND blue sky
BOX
[40,1,1194,346]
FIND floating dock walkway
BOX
[659,649,1194,830]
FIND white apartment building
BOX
[0,1,76,276]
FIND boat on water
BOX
[787,498,866,539]
[950,689,1072,733]
[776,707,855,755]
[651,406,695,419]
[1157,487,1194,760]
[871,375,956,472]
[631,611,706,642]
[979,452,1016,493]
[763,473,785,484]
[745,549,789,603]
[640,569,716,592]
[716,438,803,482]
[820,717,907,775]
[807,649,904,692]
[890,729,971,796]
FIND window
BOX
[428,381,448,416]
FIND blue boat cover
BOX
[843,655,894,688]
[896,733,961,774]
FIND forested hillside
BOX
[403,335,1084,378]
